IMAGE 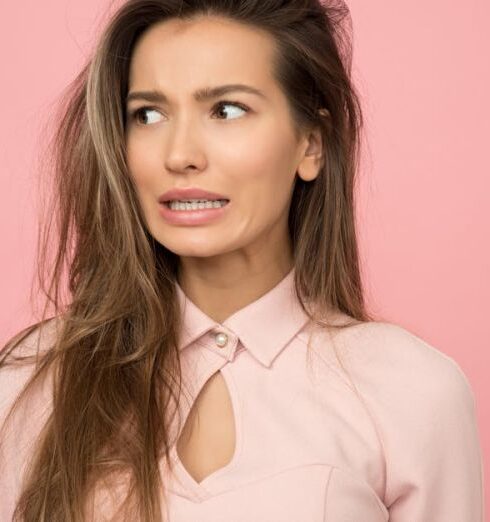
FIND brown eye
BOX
[131,107,162,125]
[212,101,249,120]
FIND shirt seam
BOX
[297,330,389,504]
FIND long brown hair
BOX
[0,0,378,520]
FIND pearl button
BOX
[214,332,228,348]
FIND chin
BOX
[158,239,229,258]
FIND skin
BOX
[125,15,324,323]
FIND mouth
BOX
[158,198,231,225]
[162,199,230,211]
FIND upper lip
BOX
[158,187,229,203]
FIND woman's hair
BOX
[0,0,378,520]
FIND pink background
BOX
[1,0,488,507]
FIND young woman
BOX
[0,0,484,520]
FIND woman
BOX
[0,0,484,520]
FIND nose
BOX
[164,115,207,175]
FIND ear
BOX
[296,108,329,182]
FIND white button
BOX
[214,332,228,348]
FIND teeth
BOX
[168,199,228,211]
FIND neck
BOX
[176,257,294,324]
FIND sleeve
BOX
[0,360,35,521]
[384,355,485,521]
[341,323,485,522]
[0,321,57,521]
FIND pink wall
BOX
[1,0,488,507]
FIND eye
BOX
[128,100,250,126]
[129,107,162,126]
[211,100,249,120]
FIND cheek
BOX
[221,128,297,216]
[125,136,161,189]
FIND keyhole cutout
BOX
[176,370,236,484]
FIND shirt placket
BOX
[162,325,242,501]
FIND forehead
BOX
[128,15,279,94]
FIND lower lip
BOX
[158,201,231,225]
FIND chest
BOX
[175,370,236,484]
[162,354,388,522]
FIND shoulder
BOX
[1,316,61,361]
[326,320,478,433]
[0,318,61,520]
[343,321,473,395]
[0,317,61,420]
[307,319,477,418]
[306,319,484,514]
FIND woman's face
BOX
[125,15,322,266]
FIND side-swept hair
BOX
[0,1,375,520]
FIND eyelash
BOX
[128,100,250,125]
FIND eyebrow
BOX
[126,84,267,105]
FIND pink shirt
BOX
[0,267,485,520]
